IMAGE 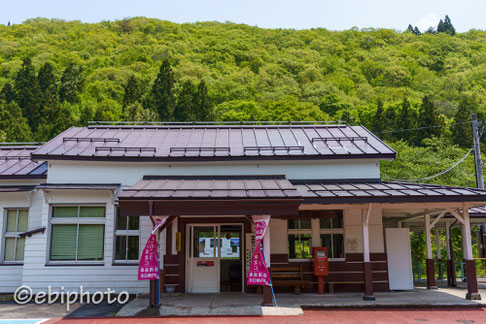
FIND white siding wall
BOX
[21,190,154,294]
[47,159,381,185]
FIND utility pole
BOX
[472,114,486,267]
[472,114,484,189]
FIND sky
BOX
[0,0,484,33]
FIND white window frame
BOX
[48,204,106,265]
[114,210,140,264]
[287,219,313,261]
[2,208,28,264]
[288,211,345,262]
[318,211,345,261]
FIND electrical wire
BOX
[375,121,473,134]
[383,148,473,182]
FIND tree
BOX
[174,81,197,122]
[194,80,212,121]
[0,83,16,103]
[0,101,33,142]
[452,97,473,148]
[413,27,421,36]
[319,93,349,117]
[123,102,158,122]
[7,21,10,27]
[373,99,385,133]
[123,75,141,108]
[14,57,42,131]
[443,15,456,36]
[397,98,418,144]
[407,24,414,33]
[417,96,442,144]
[437,19,445,34]
[59,63,83,104]
[38,62,57,94]
[148,59,175,121]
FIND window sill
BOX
[113,262,139,266]
[46,262,105,267]
[289,258,345,262]
[0,262,24,266]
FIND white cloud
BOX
[415,13,439,32]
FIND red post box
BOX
[313,247,329,294]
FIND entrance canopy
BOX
[118,175,303,217]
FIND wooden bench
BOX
[328,281,364,294]
[271,265,310,294]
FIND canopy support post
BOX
[362,204,375,301]
[462,205,481,300]
[445,221,457,287]
[425,213,437,289]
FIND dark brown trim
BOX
[0,175,46,180]
[0,263,23,266]
[31,153,396,163]
[363,261,374,300]
[425,258,437,289]
[465,260,481,300]
[446,259,457,287]
[303,196,486,204]
[112,262,139,266]
[119,200,301,217]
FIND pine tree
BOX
[398,98,418,144]
[38,62,57,94]
[437,19,445,33]
[444,15,456,36]
[14,57,42,131]
[416,96,441,144]
[123,75,141,108]
[407,24,414,33]
[452,98,473,147]
[194,80,212,121]
[174,80,197,122]
[149,59,175,121]
[7,21,10,27]
[0,101,33,142]
[59,63,83,104]
[0,83,16,103]
[413,27,421,36]
[373,99,385,133]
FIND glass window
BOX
[320,233,344,259]
[288,219,312,230]
[288,234,312,259]
[3,209,28,262]
[319,210,343,229]
[49,206,105,262]
[114,208,140,262]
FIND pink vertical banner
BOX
[138,217,168,280]
[247,215,271,286]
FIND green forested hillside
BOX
[1,17,485,186]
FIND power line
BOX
[383,148,473,182]
[375,121,474,134]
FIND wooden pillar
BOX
[462,206,481,300]
[436,229,443,280]
[362,204,375,301]
[445,221,457,287]
[262,218,273,306]
[424,214,437,289]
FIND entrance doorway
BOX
[186,224,243,293]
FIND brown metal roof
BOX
[118,175,301,200]
[31,124,396,162]
[294,180,486,204]
[0,146,47,179]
